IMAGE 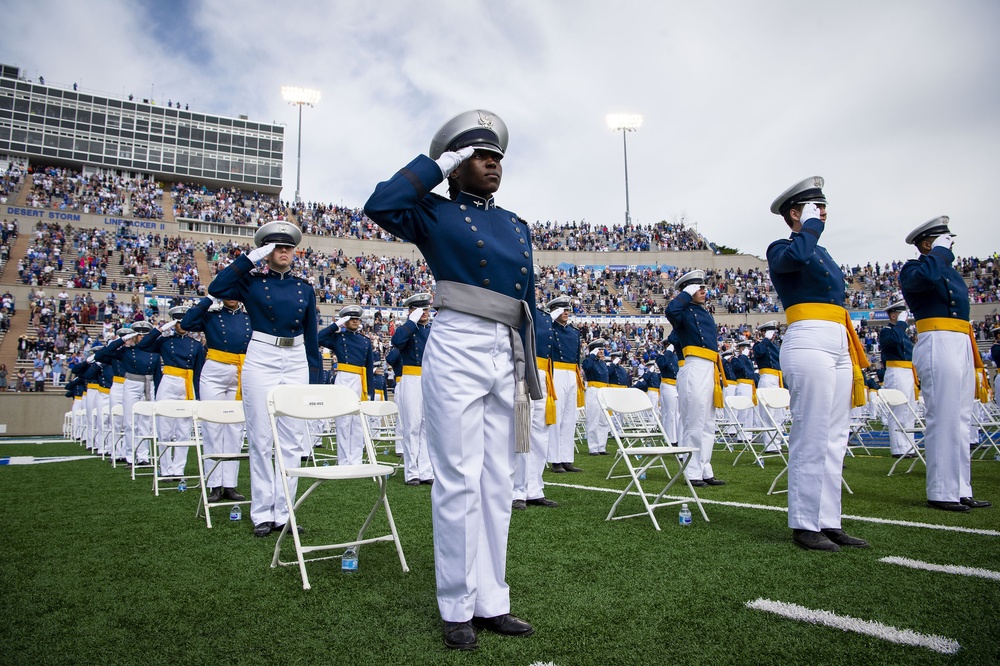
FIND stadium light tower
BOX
[281,86,322,203]
[606,113,642,225]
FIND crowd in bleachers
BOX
[25,165,164,219]
[172,183,282,226]
[1,160,27,204]
[528,220,709,252]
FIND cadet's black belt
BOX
[251,332,303,348]
[433,281,542,401]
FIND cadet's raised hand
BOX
[932,234,953,250]
[408,308,424,324]
[549,307,564,321]
[248,243,276,263]
[435,146,475,177]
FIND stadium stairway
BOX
[0,230,33,284]
[0,306,31,376]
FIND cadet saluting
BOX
[364,110,539,650]
[209,221,321,538]
[319,304,375,466]
[899,217,991,511]
[766,177,869,552]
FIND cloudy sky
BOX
[4,0,998,266]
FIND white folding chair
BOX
[713,401,742,452]
[130,401,156,481]
[63,411,73,439]
[359,401,403,467]
[599,388,708,530]
[971,400,1000,460]
[109,404,125,468]
[308,417,338,466]
[194,400,249,528]
[877,388,927,476]
[151,400,201,496]
[574,406,587,453]
[99,405,111,460]
[755,388,853,497]
[267,384,408,590]
[727,395,786,468]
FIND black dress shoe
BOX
[471,614,534,637]
[550,463,566,473]
[688,479,707,487]
[253,522,272,538]
[222,487,245,501]
[511,499,527,510]
[443,621,478,650]
[792,529,840,552]
[598,451,609,455]
[526,497,559,507]
[419,479,434,485]
[960,497,992,509]
[821,528,870,548]
[703,477,726,486]
[206,487,223,502]
[927,500,971,512]
[562,462,583,472]
[405,479,420,486]
[589,452,601,456]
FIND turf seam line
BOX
[546,482,1000,536]
[745,598,961,655]
[879,556,1000,580]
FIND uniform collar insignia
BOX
[457,191,496,210]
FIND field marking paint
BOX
[0,438,74,446]
[746,598,960,655]
[0,456,98,466]
[879,556,1000,581]
[547,481,1000,536]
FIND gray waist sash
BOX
[434,281,542,401]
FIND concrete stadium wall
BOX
[0,393,70,436]
[3,205,179,237]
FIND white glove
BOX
[123,332,140,341]
[764,330,775,340]
[612,357,621,365]
[247,242,276,263]
[87,354,96,363]
[800,203,822,222]
[159,320,178,333]
[589,349,597,356]
[898,310,910,324]
[335,316,350,328]
[683,284,701,296]
[932,234,953,250]
[435,146,474,177]
[742,347,750,357]
[666,344,675,353]
[408,308,423,324]
[549,307,565,321]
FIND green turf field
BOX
[2,438,998,665]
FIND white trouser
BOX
[110,382,125,458]
[72,399,86,441]
[514,368,551,501]
[95,392,110,454]
[735,381,755,436]
[659,381,679,443]
[647,388,660,412]
[913,330,973,502]
[678,357,716,481]
[883,365,917,455]
[397,373,432,482]
[52,370,61,387]
[552,368,578,463]
[756,373,783,451]
[123,377,153,463]
[334,371,365,466]
[155,374,191,477]
[423,309,514,623]
[585,385,610,453]
[85,388,98,448]
[781,320,851,531]
[720,384,738,435]
[242,339,309,528]
[200,359,242,488]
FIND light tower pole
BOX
[281,86,321,203]
[606,113,642,225]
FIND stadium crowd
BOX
[25,165,164,219]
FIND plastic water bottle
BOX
[342,548,358,573]
[323,460,330,467]
[229,505,242,521]
[383,447,389,456]
[679,503,692,526]
[177,479,187,492]
[638,469,646,480]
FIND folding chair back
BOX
[599,388,708,530]
[266,384,408,589]
[130,400,156,481]
[877,388,927,475]
[194,401,249,528]
[727,394,786,468]
[151,400,200,496]
[360,401,402,464]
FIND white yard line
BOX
[879,556,1000,581]
[547,481,1000,536]
[746,598,960,655]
